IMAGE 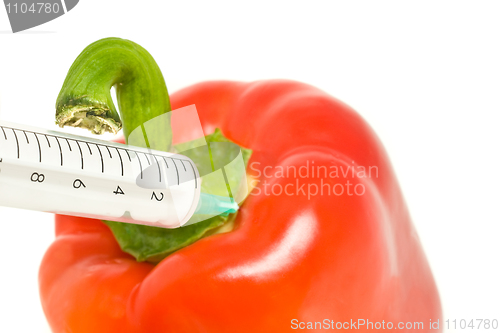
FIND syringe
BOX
[0,121,238,228]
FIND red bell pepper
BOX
[39,38,442,332]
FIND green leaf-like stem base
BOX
[105,212,235,263]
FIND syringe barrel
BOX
[0,122,201,228]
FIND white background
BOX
[1,1,499,332]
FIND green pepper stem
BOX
[55,37,172,151]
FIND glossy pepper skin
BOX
[40,80,442,332]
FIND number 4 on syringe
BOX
[113,186,125,195]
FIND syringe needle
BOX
[195,193,239,216]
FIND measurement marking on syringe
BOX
[12,129,19,158]
[23,131,29,144]
[96,145,104,173]
[54,137,63,165]
[180,160,187,171]
[34,133,41,163]
[1,127,6,140]
[125,149,132,162]
[44,134,51,147]
[136,151,143,179]
[65,138,72,151]
[172,159,180,185]
[144,154,151,165]
[76,141,84,169]
[85,142,92,155]
[115,148,124,176]
[153,155,161,182]
[187,160,198,188]
[105,146,112,158]
[162,156,169,168]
